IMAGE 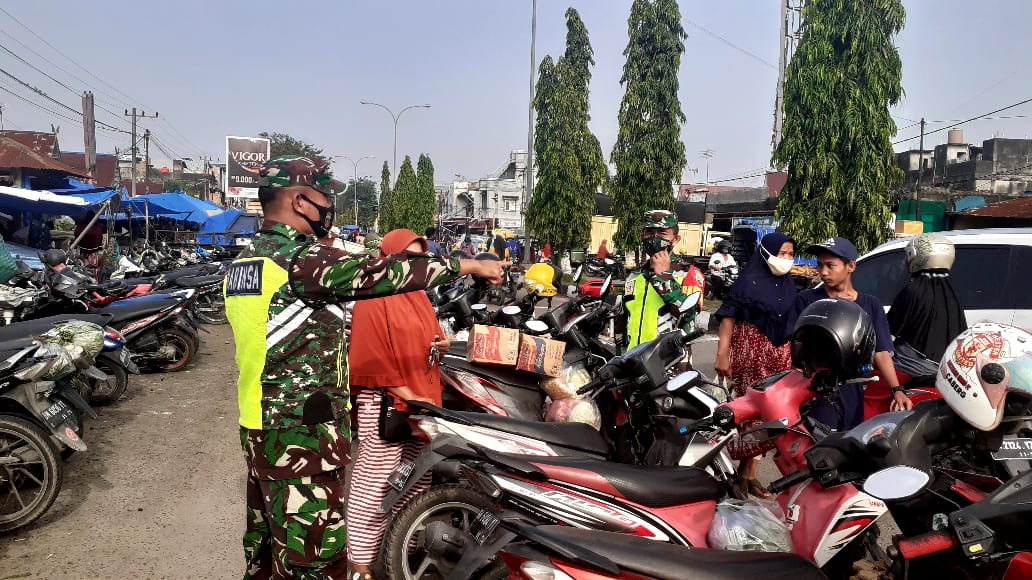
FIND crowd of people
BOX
[223,155,968,579]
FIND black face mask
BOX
[641,236,674,257]
[298,193,334,238]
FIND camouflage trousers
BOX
[240,423,352,580]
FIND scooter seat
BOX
[175,274,224,288]
[416,404,609,456]
[98,295,179,325]
[526,526,826,580]
[524,456,722,507]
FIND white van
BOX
[852,228,1032,330]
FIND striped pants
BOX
[345,390,431,566]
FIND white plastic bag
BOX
[706,499,793,552]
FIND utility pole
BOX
[81,92,96,180]
[915,117,926,223]
[200,155,217,204]
[124,107,158,197]
[0,104,5,130]
[773,0,805,153]
[143,129,151,182]
[523,0,537,264]
[701,149,715,184]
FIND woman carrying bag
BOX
[345,228,450,579]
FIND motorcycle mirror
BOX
[680,291,702,313]
[572,265,584,284]
[863,466,930,500]
[501,305,521,316]
[604,258,615,265]
[524,320,549,333]
[471,303,488,311]
[600,274,613,297]
[665,370,700,392]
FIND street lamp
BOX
[360,101,431,179]
[341,155,376,225]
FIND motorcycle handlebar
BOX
[768,469,810,494]
[893,530,958,561]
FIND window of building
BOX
[503,196,519,212]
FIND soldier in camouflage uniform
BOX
[225,156,502,579]
[616,210,705,351]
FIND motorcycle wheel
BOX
[154,328,195,373]
[194,293,228,325]
[0,415,63,532]
[383,483,495,580]
[88,358,130,406]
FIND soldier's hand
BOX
[651,249,672,274]
[459,259,503,285]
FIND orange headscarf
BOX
[348,229,443,410]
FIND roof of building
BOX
[0,136,86,175]
[961,195,1032,218]
[0,130,59,158]
[60,152,117,187]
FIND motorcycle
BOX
[704,264,738,301]
[98,290,201,373]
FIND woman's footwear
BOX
[747,479,772,499]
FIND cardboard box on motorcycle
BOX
[516,334,566,377]
[467,324,519,366]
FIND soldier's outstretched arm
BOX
[291,244,502,302]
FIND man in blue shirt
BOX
[786,237,913,429]
[425,227,445,255]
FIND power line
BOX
[0,66,127,133]
[0,83,80,125]
[893,96,1032,146]
[683,18,777,70]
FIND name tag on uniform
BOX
[225,260,264,296]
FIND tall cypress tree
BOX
[388,155,418,232]
[525,8,604,258]
[609,0,687,251]
[414,154,436,233]
[772,0,905,253]
[377,160,393,233]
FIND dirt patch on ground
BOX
[1,324,244,580]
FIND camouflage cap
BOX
[259,156,347,195]
[642,210,678,229]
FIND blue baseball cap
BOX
[806,237,858,262]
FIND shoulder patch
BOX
[226,260,264,296]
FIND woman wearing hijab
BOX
[887,233,967,362]
[713,232,798,498]
[345,228,450,579]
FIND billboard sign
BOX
[225,136,270,198]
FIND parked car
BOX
[852,227,1032,329]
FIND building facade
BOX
[896,130,1032,195]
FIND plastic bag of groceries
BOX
[706,499,793,553]
[35,321,105,377]
[544,397,601,430]
[540,360,592,400]
[33,342,78,380]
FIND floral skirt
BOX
[729,321,792,397]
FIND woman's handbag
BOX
[377,389,413,442]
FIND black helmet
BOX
[790,298,875,384]
[42,249,67,268]
[474,252,500,262]
[716,241,731,253]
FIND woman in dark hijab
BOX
[887,233,966,362]
[714,232,798,497]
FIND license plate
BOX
[467,509,500,545]
[40,398,74,428]
[387,460,415,491]
[991,437,1032,460]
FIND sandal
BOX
[747,479,772,499]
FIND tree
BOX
[772,0,905,253]
[609,0,687,252]
[413,154,436,233]
[258,132,325,162]
[525,8,605,260]
[335,178,378,228]
[384,155,418,232]
[377,161,393,233]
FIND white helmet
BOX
[936,323,1032,431]
[904,233,955,273]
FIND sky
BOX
[1,0,1031,189]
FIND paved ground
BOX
[1,324,243,580]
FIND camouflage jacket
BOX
[617,265,704,349]
[225,222,460,436]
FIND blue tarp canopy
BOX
[119,191,223,224]
[0,185,118,219]
[197,209,259,245]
